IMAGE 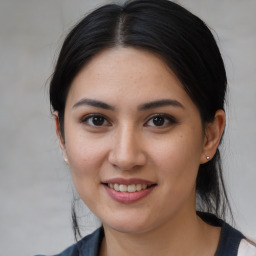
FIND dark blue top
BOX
[35,213,245,256]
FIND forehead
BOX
[66,47,195,110]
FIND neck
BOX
[100,211,221,256]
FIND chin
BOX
[107,224,150,234]
[102,215,159,235]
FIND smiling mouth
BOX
[103,183,157,193]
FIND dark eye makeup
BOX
[145,114,178,127]
[80,113,178,128]
[80,114,110,127]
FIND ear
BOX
[200,109,225,164]
[54,111,69,165]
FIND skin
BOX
[55,47,225,256]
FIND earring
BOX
[206,156,210,160]
[64,157,69,164]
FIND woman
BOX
[37,0,256,255]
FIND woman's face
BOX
[60,47,209,234]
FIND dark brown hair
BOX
[49,0,231,239]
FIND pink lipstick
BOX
[102,178,157,203]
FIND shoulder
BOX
[33,244,78,256]
[238,239,256,256]
[216,221,256,256]
[197,212,256,256]
[34,227,104,256]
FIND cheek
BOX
[64,131,107,179]
[151,130,203,184]
[64,135,106,205]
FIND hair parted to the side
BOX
[49,0,232,240]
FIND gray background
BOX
[0,0,255,255]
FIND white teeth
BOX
[119,184,127,192]
[136,184,142,191]
[114,183,120,191]
[128,184,136,192]
[108,183,151,192]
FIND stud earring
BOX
[64,157,69,164]
[206,156,210,160]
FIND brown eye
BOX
[82,114,110,127]
[91,116,105,126]
[152,116,165,126]
[145,114,177,127]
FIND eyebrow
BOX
[138,99,184,110]
[72,98,115,110]
[72,98,184,111]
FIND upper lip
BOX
[102,178,156,186]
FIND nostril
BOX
[108,149,147,171]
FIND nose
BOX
[108,125,147,171]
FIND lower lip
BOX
[103,185,155,204]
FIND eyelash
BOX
[80,114,111,127]
[145,114,178,128]
[80,114,178,128]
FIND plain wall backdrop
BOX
[0,0,255,255]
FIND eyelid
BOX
[79,113,177,128]
[144,113,178,127]
[80,113,111,126]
